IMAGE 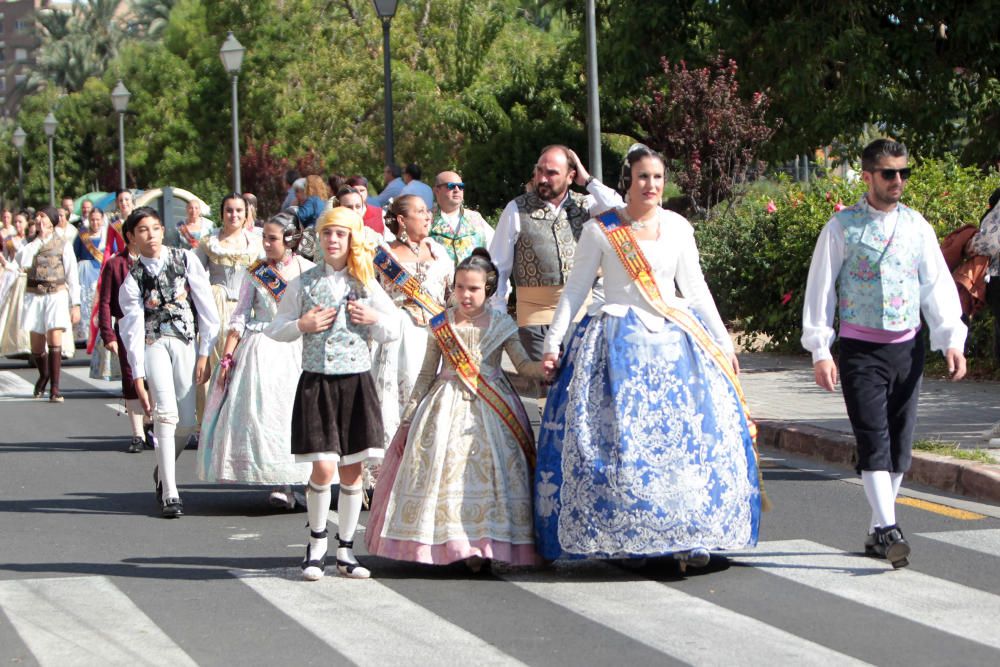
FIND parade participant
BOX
[3,212,29,262]
[0,209,13,240]
[54,207,78,243]
[110,189,134,236]
[267,207,399,580]
[73,207,110,344]
[98,214,150,453]
[14,207,81,402]
[534,145,761,568]
[194,194,264,364]
[372,194,453,449]
[345,175,386,236]
[367,249,542,570]
[334,186,366,219]
[118,207,220,518]
[175,199,214,251]
[489,146,622,362]
[198,212,313,507]
[79,199,94,225]
[243,193,259,231]
[430,170,494,264]
[802,139,967,569]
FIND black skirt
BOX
[291,370,385,465]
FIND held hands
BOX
[945,348,967,381]
[813,359,838,392]
[541,352,560,383]
[298,306,337,333]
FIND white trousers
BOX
[145,336,197,500]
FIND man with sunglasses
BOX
[429,171,494,263]
[802,138,967,569]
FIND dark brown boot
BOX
[47,346,63,402]
[32,353,49,398]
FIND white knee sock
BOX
[306,481,332,558]
[155,422,178,500]
[890,472,904,499]
[337,482,364,545]
[126,400,145,439]
[861,470,896,528]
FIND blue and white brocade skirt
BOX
[533,310,760,560]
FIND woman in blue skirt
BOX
[536,145,760,568]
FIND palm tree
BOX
[128,0,177,40]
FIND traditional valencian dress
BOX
[366,308,543,566]
[73,224,107,343]
[194,230,264,361]
[198,255,314,485]
[371,239,454,447]
[534,207,761,560]
[176,218,215,251]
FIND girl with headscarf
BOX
[267,207,399,581]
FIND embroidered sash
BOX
[596,209,758,443]
[79,231,103,263]
[86,226,127,354]
[248,259,287,302]
[373,246,445,317]
[178,224,198,249]
[429,311,536,470]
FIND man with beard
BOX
[489,145,621,361]
[802,138,967,569]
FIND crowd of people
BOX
[0,138,970,579]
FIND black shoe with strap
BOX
[161,497,183,518]
[875,524,911,569]
[302,529,328,581]
[335,533,371,579]
[128,437,144,453]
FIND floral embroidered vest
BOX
[837,200,923,331]
[298,266,373,375]
[430,209,486,264]
[512,191,588,287]
[130,248,197,345]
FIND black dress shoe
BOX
[864,532,880,558]
[143,423,156,450]
[153,467,163,506]
[128,437,144,454]
[875,524,911,569]
[161,497,183,518]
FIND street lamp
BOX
[219,31,245,193]
[12,126,26,210]
[372,0,398,166]
[111,80,131,190]
[585,0,602,181]
[43,112,57,207]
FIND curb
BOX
[757,420,1000,505]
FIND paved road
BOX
[2,357,1000,666]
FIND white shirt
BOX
[14,235,81,306]
[54,223,78,243]
[266,263,400,345]
[118,249,221,378]
[436,208,495,246]
[801,200,967,363]
[489,180,624,311]
[543,209,732,356]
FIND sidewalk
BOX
[740,353,1000,504]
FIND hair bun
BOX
[470,247,492,262]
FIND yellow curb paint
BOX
[897,496,987,520]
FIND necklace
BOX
[621,206,657,230]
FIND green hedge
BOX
[694,157,1000,363]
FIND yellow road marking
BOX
[897,497,987,520]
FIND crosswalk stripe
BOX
[0,370,35,400]
[0,575,198,666]
[734,539,1000,651]
[500,565,872,666]
[917,528,1000,558]
[63,367,120,393]
[233,568,527,665]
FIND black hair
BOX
[861,139,908,172]
[386,194,422,236]
[404,163,422,180]
[220,193,247,218]
[346,175,368,188]
[264,211,302,251]
[618,144,666,193]
[122,206,161,240]
[114,188,131,199]
[455,247,499,298]
[385,164,402,178]
[336,186,362,199]
[285,169,299,186]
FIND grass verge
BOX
[912,439,997,464]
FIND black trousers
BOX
[987,278,1000,361]
[839,336,924,474]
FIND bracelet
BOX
[585,175,596,186]
[220,353,235,369]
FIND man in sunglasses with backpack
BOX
[802,138,967,569]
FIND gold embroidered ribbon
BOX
[373,246,446,317]
[429,311,536,471]
[248,259,288,302]
[79,231,103,263]
[596,209,770,508]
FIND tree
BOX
[636,55,778,216]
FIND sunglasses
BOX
[438,182,465,191]
[873,168,911,181]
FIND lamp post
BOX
[43,112,57,207]
[585,0,602,181]
[12,126,26,210]
[372,0,398,166]
[219,31,245,193]
[111,80,131,190]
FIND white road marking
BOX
[234,568,526,665]
[0,575,198,666]
[734,539,1000,651]
[0,370,36,400]
[501,564,872,666]
[62,367,120,393]
[917,528,1000,558]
